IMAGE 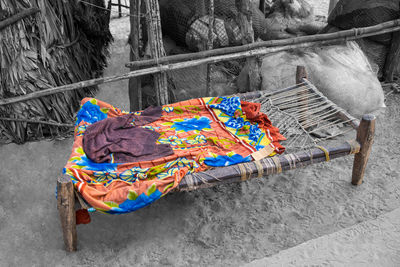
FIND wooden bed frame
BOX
[57,67,375,252]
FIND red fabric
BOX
[76,209,91,225]
[241,101,286,153]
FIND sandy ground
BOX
[247,207,400,266]
[1,1,400,266]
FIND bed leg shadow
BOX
[352,114,376,185]
[57,174,77,252]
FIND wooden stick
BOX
[110,3,130,9]
[0,117,73,127]
[206,0,215,96]
[57,175,77,252]
[259,0,266,16]
[296,66,308,84]
[118,0,122,17]
[128,0,142,111]
[177,141,360,191]
[126,19,400,68]
[236,0,260,92]
[0,8,40,31]
[384,31,400,82]
[2,25,400,106]
[352,114,376,185]
[144,0,169,105]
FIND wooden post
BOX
[352,114,376,185]
[128,0,142,111]
[236,0,261,92]
[57,175,77,252]
[206,0,215,96]
[118,0,122,17]
[384,31,400,82]
[260,0,266,16]
[144,0,169,106]
[296,65,308,84]
[0,8,40,31]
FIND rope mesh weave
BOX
[252,81,355,153]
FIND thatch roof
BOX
[0,0,112,144]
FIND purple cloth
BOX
[82,106,173,163]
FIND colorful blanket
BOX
[64,97,285,214]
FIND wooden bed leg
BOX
[352,114,376,185]
[296,65,307,84]
[57,175,77,252]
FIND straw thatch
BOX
[0,0,112,144]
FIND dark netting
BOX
[160,0,266,47]
[160,0,208,46]
[328,0,400,45]
[156,0,261,107]
[356,38,389,79]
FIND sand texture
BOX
[246,207,400,266]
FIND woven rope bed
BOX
[57,67,375,251]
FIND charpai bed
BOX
[57,67,375,251]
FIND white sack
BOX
[259,41,385,118]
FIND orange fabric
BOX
[65,97,286,214]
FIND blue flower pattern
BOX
[109,189,163,214]
[209,96,241,116]
[71,154,119,172]
[76,101,107,125]
[171,116,211,132]
[225,117,251,129]
[204,154,251,167]
[249,124,262,144]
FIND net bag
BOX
[328,0,400,45]
[160,0,266,49]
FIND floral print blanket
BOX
[64,96,285,214]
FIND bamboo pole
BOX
[57,175,77,252]
[144,0,169,105]
[126,19,400,69]
[128,0,142,111]
[260,0,266,16]
[0,7,40,31]
[206,0,215,96]
[2,24,400,106]
[352,114,376,185]
[0,117,73,127]
[110,2,130,9]
[384,31,400,82]
[118,0,122,17]
[236,0,260,92]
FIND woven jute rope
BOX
[346,140,361,154]
[254,160,264,178]
[315,145,330,161]
[272,156,282,173]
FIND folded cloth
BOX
[82,106,173,163]
[241,101,286,143]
